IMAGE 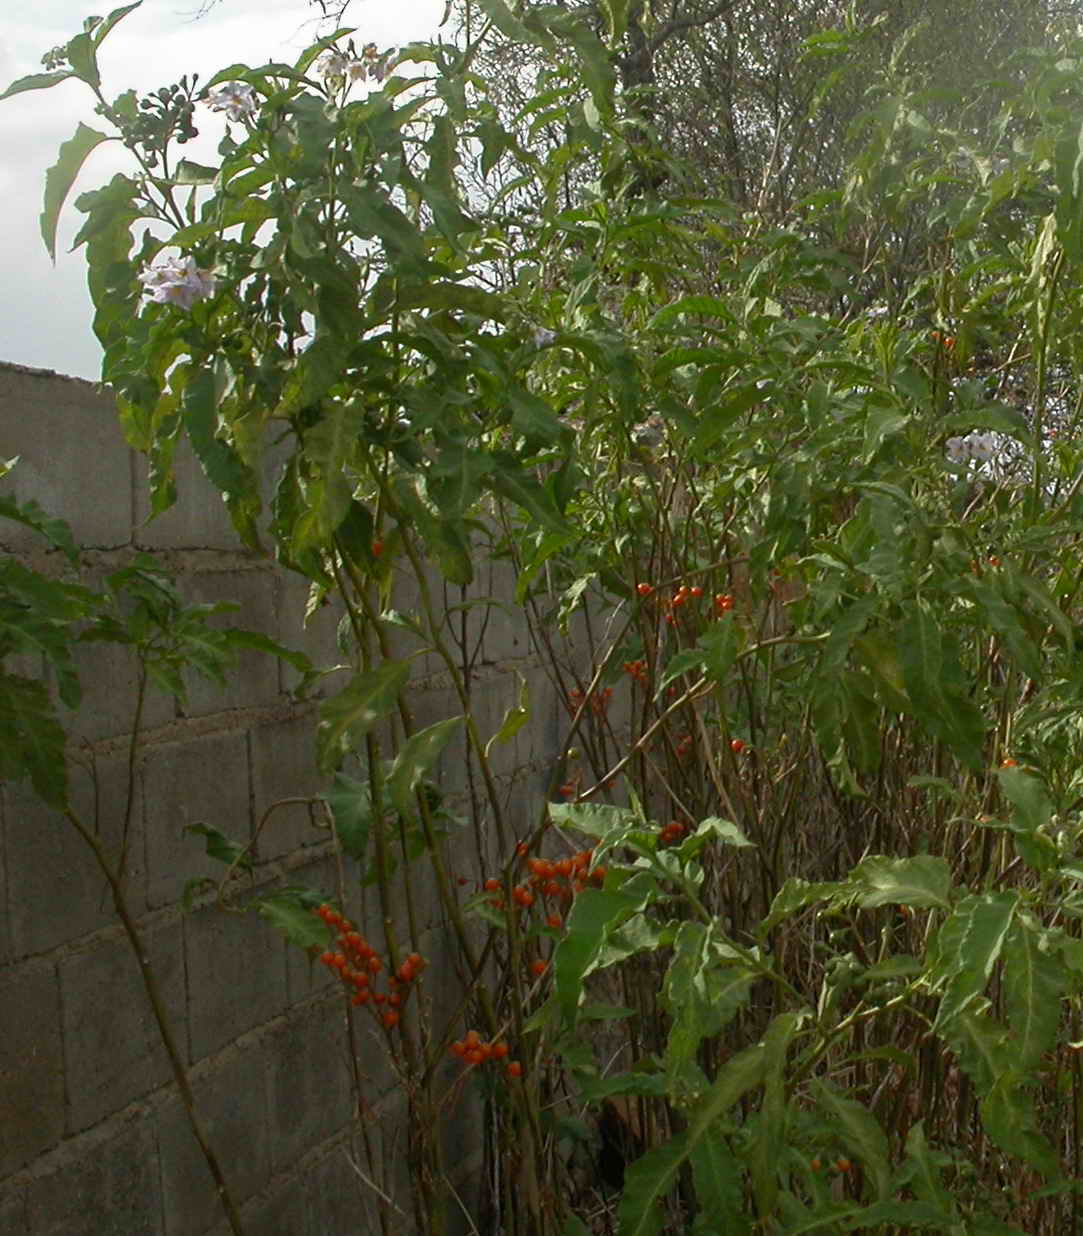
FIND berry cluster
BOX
[624,658,649,686]
[659,820,688,846]
[449,1030,521,1078]
[314,904,424,1030]
[566,684,614,717]
[482,849,606,916]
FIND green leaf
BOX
[853,854,952,910]
[324,773,372,861]
[556,886,644,1024]
[749,1010,802,1218]
[185,822,251,870]
[810,1080,892,1201]
[485,673,529,757]
[689,1132,749,1234]
[316,661,410,772]
[618,1039,769,1236]
[91,3,144,47]
[903,1122,955,1215]
[387,716,462,819]
[1001,918,1065,1075]
[254,887,332,951]
[0,672,68,805]
[181,362,256,502]
[40,123,111,262]
[0,72,74,103]
[0,494,79,562]
[759,878,848,935]
[932,892,1019,1031]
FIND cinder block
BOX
[183,896,288,1061]
[265,995,354,1173]
[0,1180,26,1231]
[482,558,531,663]
[60,919,187,1133]
[157,1040,270,1236]
[0,790,10,966]
[133,437,243,551]
[23,1116,163,1236]
[178,570,282,717]
[141,730,251,910]
[232,1178,311,1236]
[0,961,63,1176]
[65,637,175,743]
[274,570,349,690]
[249,712,324,859]
[302,1145,373,1236]
[0,366,133,550]
[5,754,146,956]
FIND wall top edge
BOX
[0,360,113,395]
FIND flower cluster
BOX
[204,81,257,122]
[946,432,997,464]
[317,43,394,86]
[137,256,216,310]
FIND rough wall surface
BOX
[0,362,565,1235]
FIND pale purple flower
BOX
[138,256,217,310]
[946,431,997,465]
[204,82,257,122]
[317,51,352,79]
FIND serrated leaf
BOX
[853,854,952,910]
[387,716,462,819]
[810,1080,892,1200]
[316,661,410,771]
[255,888,332,951]
[41,123,111,262]
[556,886,644,1024]
[1002,918,1065,1075]
[324,773,372,860]
[932,892,1018,1030]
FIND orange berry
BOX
[506,1061,523,1078]
[547,914,562,929]
[484,878,501,892]
[530,959,548,976]
[491,1041,509,1060]
[465,1048,485,1065]
[1001,758,1018,768]
[636,582,653,596]
[352,990,370,1006]
[367,956,383,973]
[836,1157,852,1173]
[515,841,529,857]
[382,1010,400,1028]
[730,738,746,754]
[810,1157,822,1172]
[464,1029,481,1047]
[450,1041,467,1058]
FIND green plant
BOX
[13,2,1083,1232]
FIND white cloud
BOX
[0,0,447,380]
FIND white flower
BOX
[945,431,998,465]
[317,51,352,79]
[138,256,217,310]
[204,82,257,123]
[532,327,557,348]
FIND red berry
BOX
[506,1061,523,1078]
[636,582,653,596]
[382,1010,400,1028]
[730,738,746,754]
[530,959,548,976]
[371,539,383,557]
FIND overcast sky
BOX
[0,0,446,381]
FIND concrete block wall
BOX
[0,363,570,1235]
